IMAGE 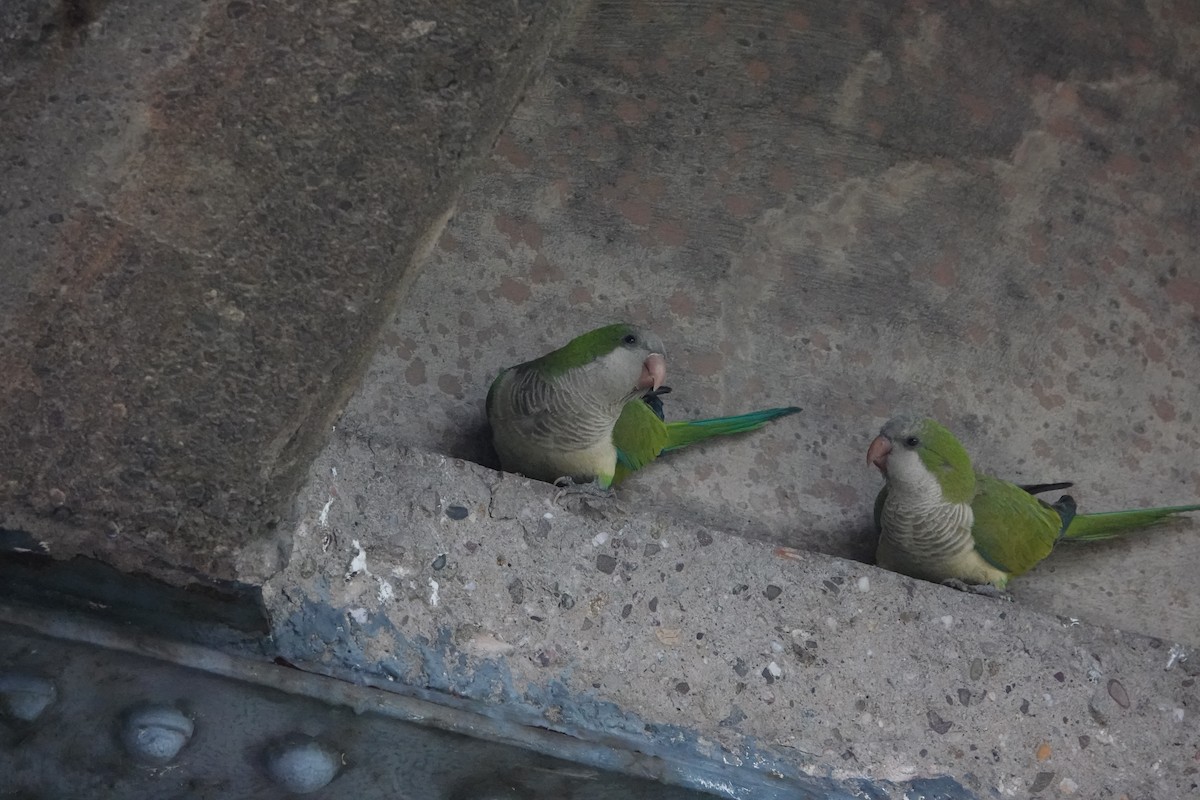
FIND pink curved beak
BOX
[866,435,892,473]
[639,353,666,391]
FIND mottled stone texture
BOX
[0,0,582,582]
[345,0,1200,642]
[268,435,1200,799]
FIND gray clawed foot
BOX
[941,578,1012,602]
[553,477,623,517]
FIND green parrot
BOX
[866,415,1200,590]
[486,323,801,488]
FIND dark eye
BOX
[903,436,920,448]
[622,334,638,345]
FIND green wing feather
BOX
[968,475,1063,577]
[612,398,669,484]
[971,474,1198,573]
[612,402,801,486]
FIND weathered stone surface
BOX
[2,2,1198,792]
[343,0,1200,642]
[0,0,583,583]
[264,434,1200,799]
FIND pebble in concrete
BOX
[445,505,471,521]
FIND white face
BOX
[589,344,657,400]
[574,326,665,398]
[875,419,944,500]
[884,444,941,497]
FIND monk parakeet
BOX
[486,323,801,488]
[866,415,1200,590]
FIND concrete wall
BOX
[2,1,1198,797]
[0,0,584,583]
[342,0,1200,644]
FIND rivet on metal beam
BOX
[0,672,57,722]
[121,704,195,764]
[265,734,342,794]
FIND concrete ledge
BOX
[260,431,1199,798]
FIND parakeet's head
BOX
[538,323,666,399]
[867,415,974,503]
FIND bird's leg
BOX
[941,578,1013,602]
[552,476,624,517]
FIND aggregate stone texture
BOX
[263,435,1200,799]
[0,0,583,583]
[342,0,1200,643]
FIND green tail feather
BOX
[1063,504,1200,542]
[663,406,800,452]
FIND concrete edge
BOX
[253,431,1200,799]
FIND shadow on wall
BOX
[448,418,503,474]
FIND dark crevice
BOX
[0,535,270,654]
